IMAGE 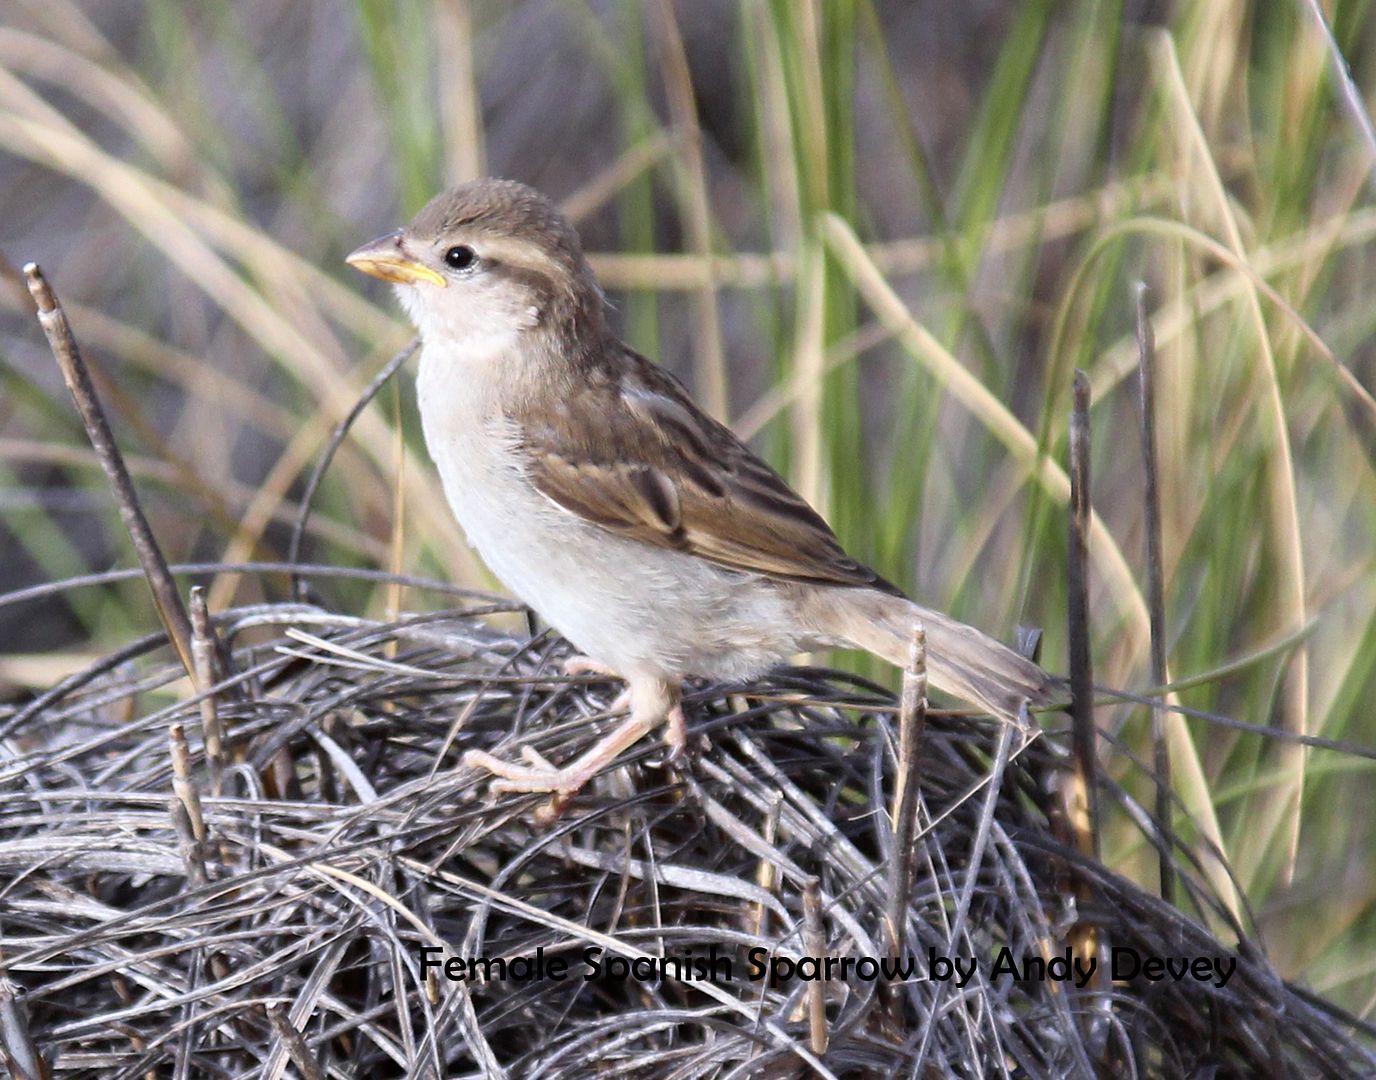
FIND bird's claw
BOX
[662,702,688,764]
[463,682,684,824]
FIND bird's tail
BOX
[809,588,1064,720]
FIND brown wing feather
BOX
[519,348,901,595]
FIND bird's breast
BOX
[411,340,808,681]
[414,342,548,556]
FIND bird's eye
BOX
[444,245,477,271]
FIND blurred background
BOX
[2,0,1375,1013]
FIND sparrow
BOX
[347,178,1059,803]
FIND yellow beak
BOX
[346,231,446,288]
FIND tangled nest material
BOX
[1,568,1374,1079]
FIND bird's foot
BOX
[464,681,686,822]
[462,745,589,824]
[463,704,664,821]
[463,744,586,796]
[562,655,621,680]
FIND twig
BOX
[24,263,196,681]
[188,587,225,796]
[652,0,728,421]
[170,720,229,986]
[169,725,209,894]
[1067,370,1100,857]
[168,723,206,842]
[168,798,206,892]
[891,624,928,826]
[1067,371,1113,1062]
[559,130,678,225]
[288,339,418,601]
[1135,284,1175,903]
[885,625,926,963]
[103,972,152,1080]
[801,877,829,1057]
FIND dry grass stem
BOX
[822,213,1158,671]
[1154,31,1310,887]
[653,0,728,420]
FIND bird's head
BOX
[347,178,605,355]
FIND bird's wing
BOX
[517,348,899,594]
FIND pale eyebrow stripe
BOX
[475,235,560,275]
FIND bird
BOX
[347,177,1059,806]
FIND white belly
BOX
[415,345,805,681]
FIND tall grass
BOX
[2,0,1375,1012]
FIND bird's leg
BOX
[563,658,685,756]
[463,677,682,808]
[561,654,632,716]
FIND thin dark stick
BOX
[1135,284,1176,903]
[287,339,418,601]
[884,626,926,962]
[24,263,196,680]
[1067,371,1112,1062]
[1067,370,1100,857]
[801,877,828,1057]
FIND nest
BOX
[1,571,1374,1080]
